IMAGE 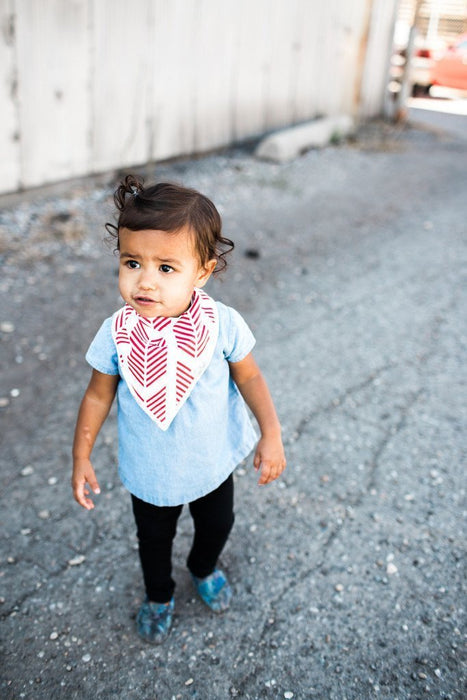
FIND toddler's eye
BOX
[160,264,174,274]
[126,260,140,269]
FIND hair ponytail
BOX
[114,174,145,210]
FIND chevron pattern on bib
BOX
[112,289,219,430]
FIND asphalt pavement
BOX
[0,116,466,699]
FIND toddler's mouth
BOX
[135,296,157,304]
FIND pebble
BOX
[284,693,294,699]
[335,583,344,592]
[38,510,50,520]
[0,397,9,408]
[185,678,194,686]
[48,477,58,485]
[68,555,86,567]
[50,632,59,640]
[0,321,15,333]
[21,465,34,476]
[82,654,91,663]
[10,388,20,398]
[387,563,398,575]
[0,322,15,332]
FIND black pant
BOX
[131,475,234,603]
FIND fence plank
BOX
[360,0,398,118]
[0,0,20,191]
[151,0,199,161]
[90,0,153,173]
[15,0,89,188]
[190,0,239,152]
[262,0,300,132]
[335,0,374,116]
[231,0,272,141]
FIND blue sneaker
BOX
[136,597,174,644]
[191,569,232,613]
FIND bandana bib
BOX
[111,288,219,430]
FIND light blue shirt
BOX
[86,302,257,506]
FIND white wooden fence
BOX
[0,0,397,194]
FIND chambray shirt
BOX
[86,302,257,506]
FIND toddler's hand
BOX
[72,458,101,510]
[253,435,286,485]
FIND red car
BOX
[431,34,467,91]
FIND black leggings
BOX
[131,475,234,603]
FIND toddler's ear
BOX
[197,259,217,287]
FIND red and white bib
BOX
[111,288,219,430]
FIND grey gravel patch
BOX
[0,121,466,699]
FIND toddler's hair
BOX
[105,175,234,272]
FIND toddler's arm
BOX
[72,369,118,510]
[229,353,286,485]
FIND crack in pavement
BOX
[287,362,396,445]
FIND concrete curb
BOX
[255,115,354,163]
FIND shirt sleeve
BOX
[221,304,256,363]
[85,317,119,375]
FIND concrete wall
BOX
[0,0,397,194]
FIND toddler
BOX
[72,175,286,644]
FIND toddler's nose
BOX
[140,281,155,290]
[139,271,157,290]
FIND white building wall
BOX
[0,0,397,194]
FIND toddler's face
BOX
[118,226,216,318]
